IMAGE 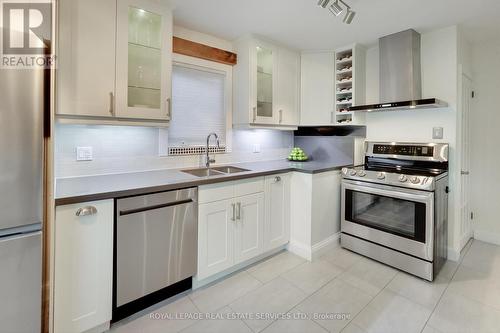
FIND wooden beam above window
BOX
[173,37,237,66]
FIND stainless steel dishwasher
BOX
[114,188,197,321]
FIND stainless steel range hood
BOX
[350,29,447,112]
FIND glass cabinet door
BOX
[115,0,172,121]
[254,44,276,124]
[128,7,162,109]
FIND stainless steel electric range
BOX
[340,142,449,281]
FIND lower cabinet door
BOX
[197,200,235,280]
[54,199,114,333]
[234,192,265,264]
[264,174,291,250]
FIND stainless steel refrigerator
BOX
[0,67,45,331]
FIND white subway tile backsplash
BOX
[55,124,294,178]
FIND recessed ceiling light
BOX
[317,0,331,8]
[343,7,356,24]
[329,0,343,16]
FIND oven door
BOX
[341,179,434,261]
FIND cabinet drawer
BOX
[199,182,234,204]
[234,177,264,197]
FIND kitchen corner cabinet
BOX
[54,200,114,333]
[57,0,172,124]
[264,173,291,250]
[233,36,300,129]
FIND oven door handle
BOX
[342,181,433,203]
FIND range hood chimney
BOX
[350,29,447,112]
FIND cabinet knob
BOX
[76,206,98,217]
[274,176,281,182]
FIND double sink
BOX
[182,166,250,177]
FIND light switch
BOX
[76,147,93,161]
[432,127,444,139]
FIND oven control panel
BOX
[341,167,438,191]
[373,144,434,157]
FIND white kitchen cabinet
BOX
[264,173,291,250]
[54,200,114,333]
[57,0,116,118]
[233,36,300,129]
[197,177,267,280]
[197,200,235,280]
[234,192,265,264]
[57,0,172,124]
[276,48,300,126]
[300,52,336,125]
[115,0,172,120]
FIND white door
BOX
[54,200,114,333]
[234,193,265,264]
[115,0,172,120]
[276,48,300,126]
[57,0,116,117]
[300,52,336,125]
[251,40,278,125]
[197,200,235,280]
[460,74,473,248]
[264,174,291,250]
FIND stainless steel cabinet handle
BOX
[236,202,241,220]
[279,109,283,123]
[274,176,281,183]
[253,107,257,122]
[109,92,114,116]
[76,206,98,217]
[231,203,236,221]
[461,170,470,175]
[166,97,172,119]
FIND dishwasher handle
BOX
[119,198,193,216]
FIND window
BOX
[168,55,232,153]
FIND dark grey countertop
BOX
[55,159,351,205]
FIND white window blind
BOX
[169,64,226,146]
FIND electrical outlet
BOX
[432,127,444,139]
[76,147,93,161]
[253,144,261,153]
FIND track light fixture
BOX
[316,0,356,24]
[329,0,343,16]
[343,7,356,24]
[317,0,331,8]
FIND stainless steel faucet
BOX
[205,132,220,168]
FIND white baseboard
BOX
[447,247,461,262]
[287,240,312,261]
[192,245,286,289]
[311,232,341,260]
[287,233,341,262]
[474,229,500,246]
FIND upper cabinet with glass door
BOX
[115,0,172,121]
[233,36,300,130]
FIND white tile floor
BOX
[109,240,500,333]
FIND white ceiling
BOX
[171,0,500,50]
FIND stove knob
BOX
[399,175,408,182]
[357,170,366,177]
[410,176,420,184]
[377,172,386,180]
[342,167,349,175]
[349,170,357,176]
